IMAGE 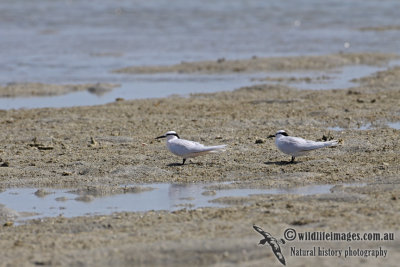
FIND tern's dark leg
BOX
[182,158,186,165]
[290,156,295,163]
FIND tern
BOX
[155,131,226,165]
[253,225,286,265]
[268,130,338,163]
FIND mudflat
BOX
[0,53,399,266]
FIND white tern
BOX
[268,130,338,163]
[156,131,226,165]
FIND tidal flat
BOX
[0,54,399,266]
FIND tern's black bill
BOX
[155,135,166,139]
[267,134,275,138]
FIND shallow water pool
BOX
[0,183,354,223]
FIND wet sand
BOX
[113,53,397,74]
[359,25,400,31]
[0,53,399,266]
[0,83,119,98]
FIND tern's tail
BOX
[323,140,338,147]
[203,144,227,153]
[313,140,338,149]
[302,140,338,151]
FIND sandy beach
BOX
[0,53,399,266]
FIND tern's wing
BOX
[167,139,204,155]
[284,137,337,151]
[296,138,337,151]
[168,138,226,158]
[177,139,225,152]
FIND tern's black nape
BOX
[156,132,180,139]
[268,130,289,138]
[166,132,180,139]
[276,131,289,136]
